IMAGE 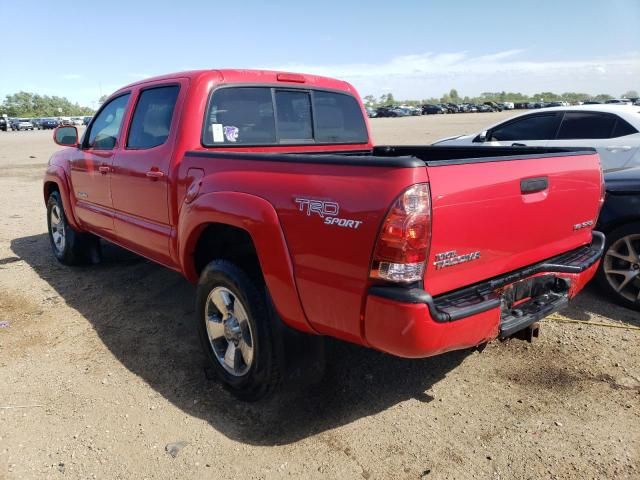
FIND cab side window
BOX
[86,94,130,149]
[127,86,180,149]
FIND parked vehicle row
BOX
[369,101,509,118]
[44,69,605,399]
[1,116,93,131]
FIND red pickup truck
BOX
[44,70,605,399]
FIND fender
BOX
[177,191,315,334]
[43,166,82,231]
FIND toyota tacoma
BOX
[44,70,605,399]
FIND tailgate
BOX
[424,152,602,295]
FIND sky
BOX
[1,0,639,107]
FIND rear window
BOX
[203,86,368,146]
[611,117,638,137]
[557,112,616,139]
[275,90,313,142]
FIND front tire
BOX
[47,191,100,265]
[196,260,280,401]
[596,222,640,311]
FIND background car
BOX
[434,105,640,171]
[31,118,43,129]
[0,116,8,131]
[606,99,633,105]
[41,118,59,129]
[502,102,515,110]
[484,101,502,112]
[446,103,461,113]
[12,118,34,131]
[422,104,444,115]
[390,107,411,117]
[596,166,640,311]
[83,116,93,125]
[375,106,399,117]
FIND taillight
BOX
[370,183,432,283]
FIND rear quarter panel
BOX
[178,155,427,344]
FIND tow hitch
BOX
[499,275,570,339]
[512,321,540,343]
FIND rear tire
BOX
[596,222,640,311]
[196,260,280,401]
[47,191,101,265]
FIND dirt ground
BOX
[0,112,638,480]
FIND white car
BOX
[606,99,633,106]
[434,105,640,171]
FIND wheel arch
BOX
[178,191,314,334]
[43,167,81,230]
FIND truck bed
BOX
[183,145,602,339]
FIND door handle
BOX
[98,166,110,175]
[146,170,164,179]
[605,146,631,151]
[521,176,548,194]
[512,143,527,147]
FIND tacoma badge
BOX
[433,250,481,270]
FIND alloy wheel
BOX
[50,204,66,254]
[604,234,640,303]
[204,287,254,376]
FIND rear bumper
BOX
[364,232,604,358]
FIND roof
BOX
[115,69,357,96]
[540,104,640,115]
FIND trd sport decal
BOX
[294,197,363,229]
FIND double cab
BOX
[45,70,605,399]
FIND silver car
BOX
[434,105,640,171]
[13,119,34,131]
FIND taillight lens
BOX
[371,183,432,283]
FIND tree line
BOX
[0,92,95,117]
[363,89,639,107]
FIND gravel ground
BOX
[0,113,638,479]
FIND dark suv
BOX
[0,116,8,131]
[596,167,640,311]
[41,118,59,129]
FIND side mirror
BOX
[478,130,488,142]
[53,126,79,147]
